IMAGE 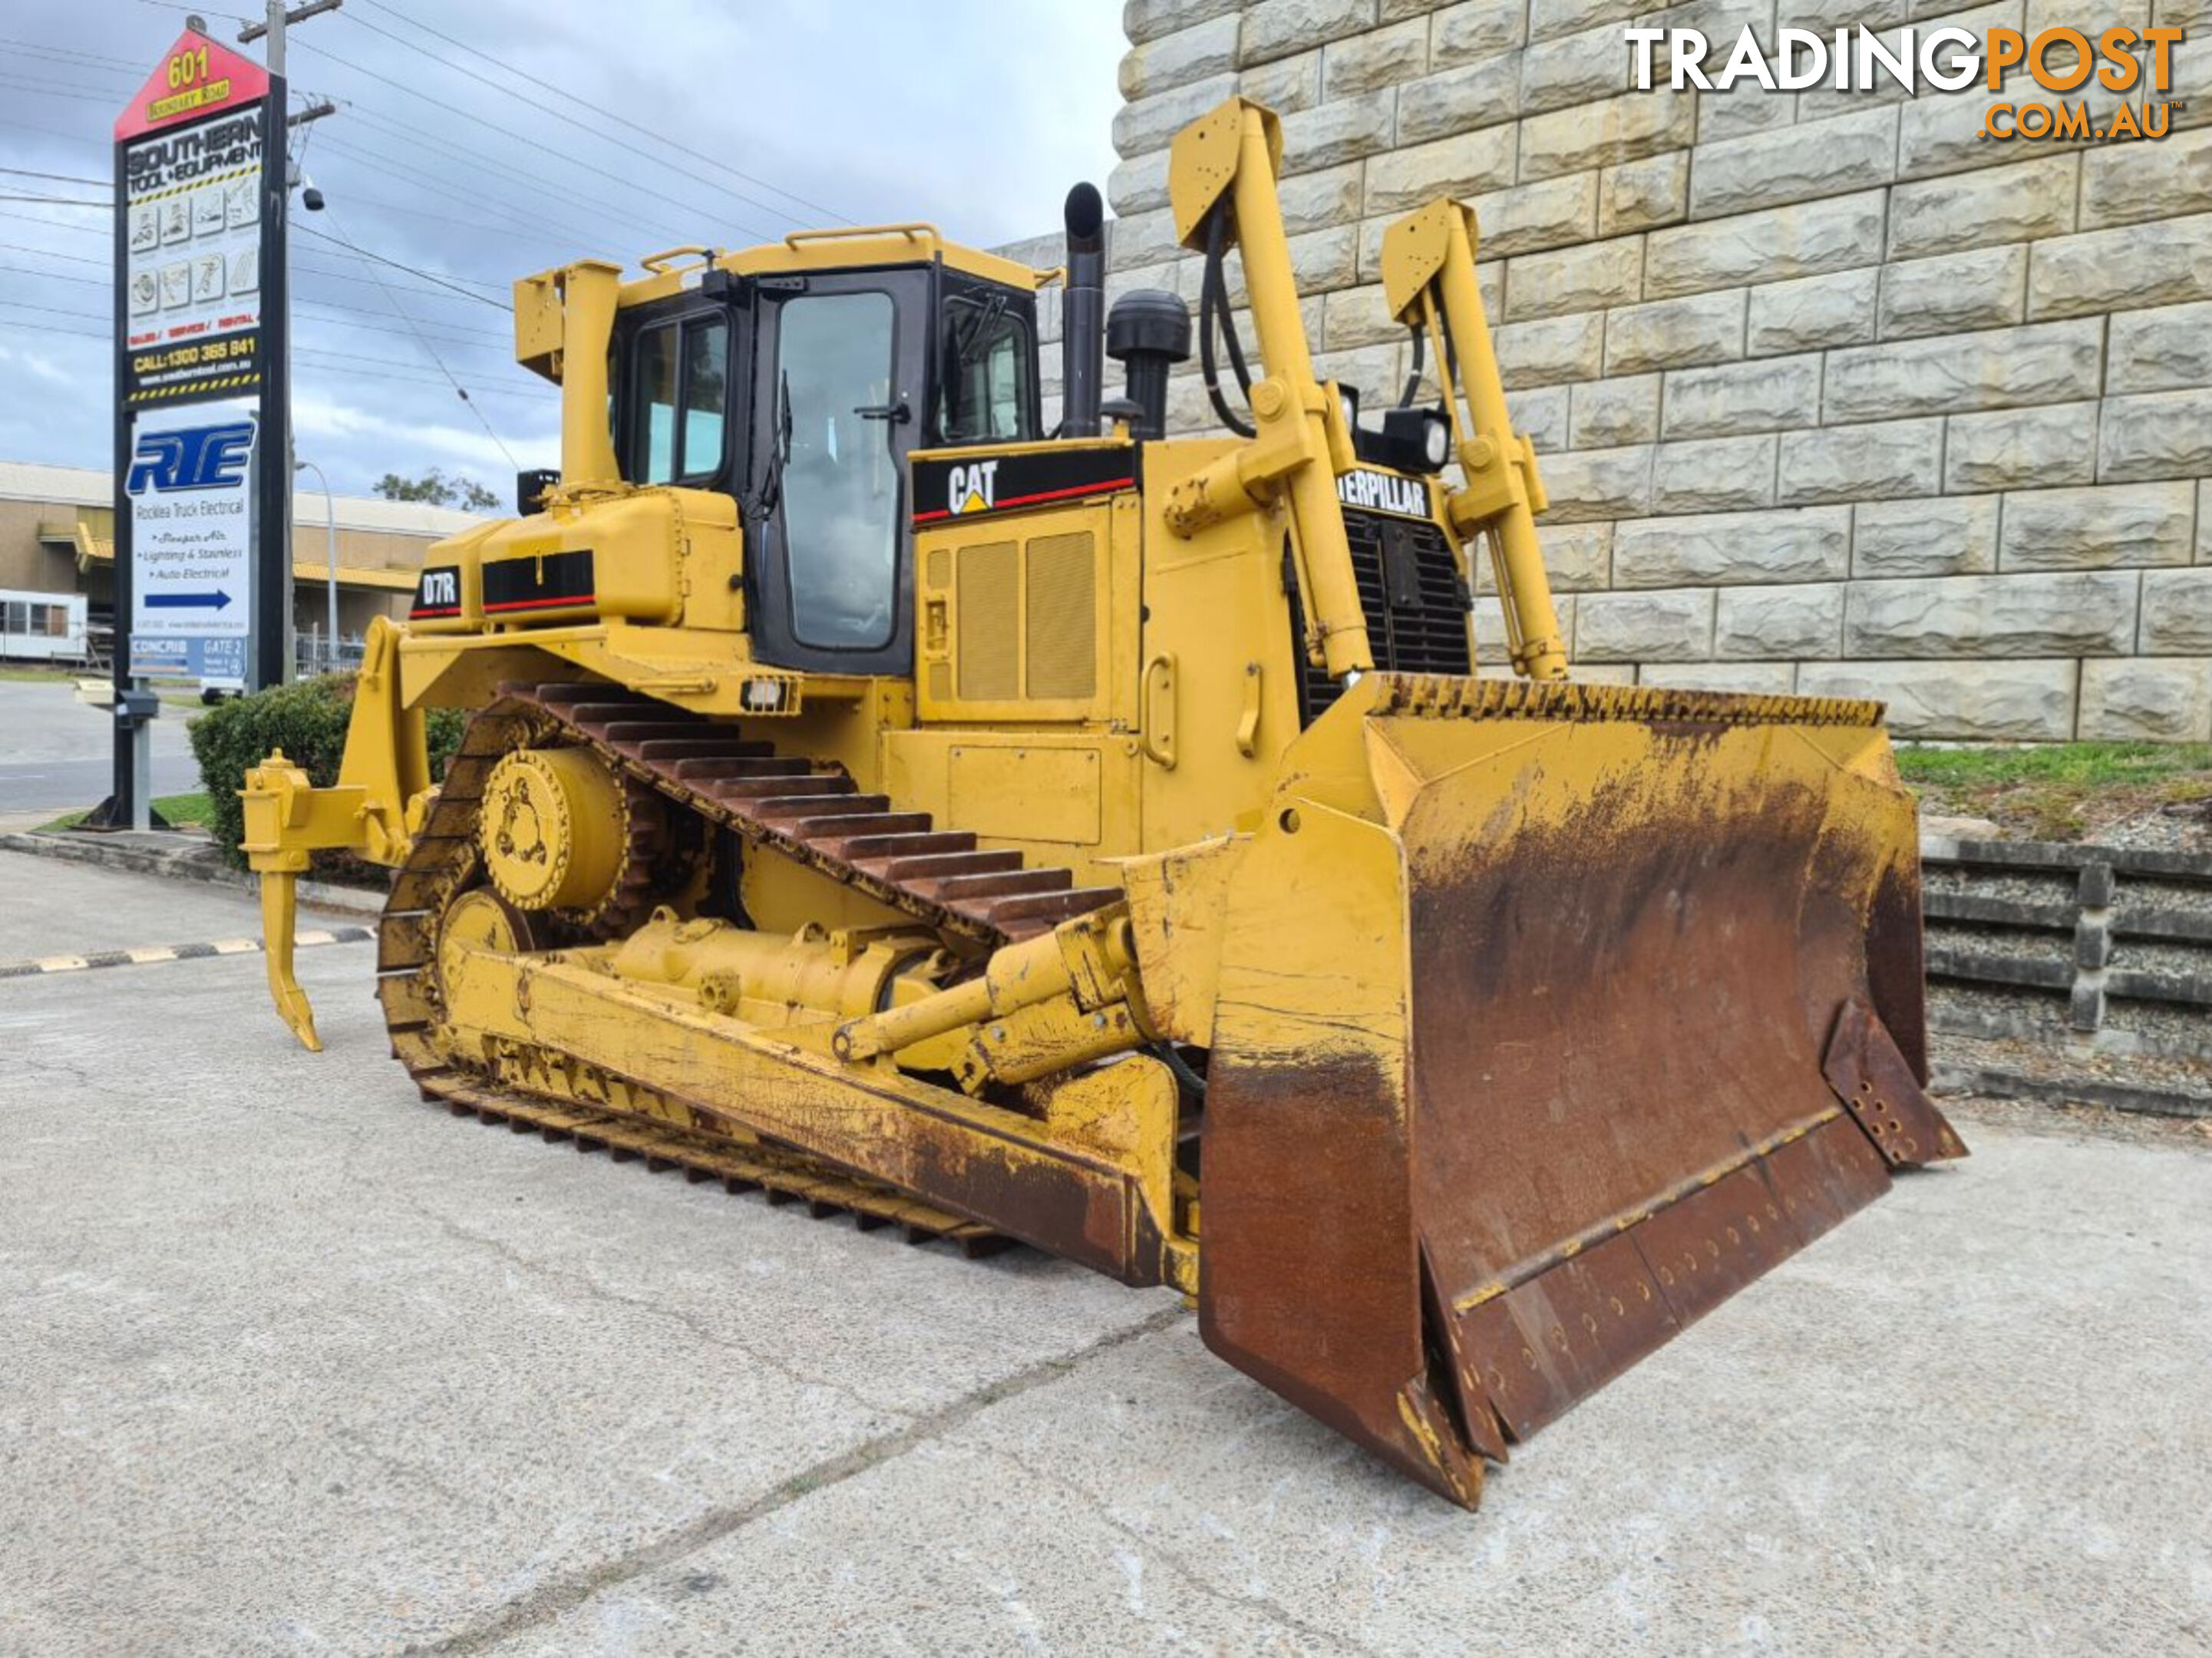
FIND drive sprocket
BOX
[477,741,663,938]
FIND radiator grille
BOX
[956,540,1020,701]
[1024,531,1097,701]
[1296,508,1472,725]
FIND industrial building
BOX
[0,460,479,670]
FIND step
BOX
[593,721,709,746]
[632,738,761,762]
[707,775,843,803]
[798,812,934,847]
[929,868,1073,902]
[524,682,637,708]
[863,849,1024,884]
[837,831,979,861]
[668,753,799,782]
[973,887,1121,929]
[751,793,888,823]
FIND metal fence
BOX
[295,632,365,678]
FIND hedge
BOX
[188,672,467,874]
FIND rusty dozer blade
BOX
[1197,675,1965,1509]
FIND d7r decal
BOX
[411,565,462,620]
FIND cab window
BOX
[937,294,1032,445]
[628,313,729,484]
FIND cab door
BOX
[745,269,931,675]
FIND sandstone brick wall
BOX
[1015,0,2212,741]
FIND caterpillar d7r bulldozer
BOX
[242,97,1963,1508]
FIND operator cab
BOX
[608,246,1042,676]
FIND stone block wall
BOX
[1022,0,2212,740]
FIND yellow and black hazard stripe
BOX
[0,926,370,979]
[127,369,261,405]
[127,163,259,207]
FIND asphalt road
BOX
[2,850,2207,1656]
[0,679,202,814]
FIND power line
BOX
[0,263,101,285]
[0,193,107,207]
[294,253,512,309]
[0,206,103,235]
[295,342,548,390]
[0,117,107,158]
[0,36,142,72]
[307,134,630,256]
[358,0,850,226]
[0,306,553,405]
[321,202,520,467]
[295,311,514,355]
[0,165,107,187]
[0,74,121,105]
[288,32,781,246]
[0,240,101,266]
[0,298,109,325]
[0,243,515,343]
[293,221,505,305]
[344,2,843,232]
[0,263,513,359]
[316,107,700,254]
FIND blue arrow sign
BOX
[145,590,233,611]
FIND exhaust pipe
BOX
[1060,183,1105,438]
[557,259,624,486]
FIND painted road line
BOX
[0,926,374,979]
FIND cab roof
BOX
[612,225,1045,309]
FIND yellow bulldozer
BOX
[241,97,1963,1508]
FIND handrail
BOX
[783,223,939,249]
[639,246,715,274]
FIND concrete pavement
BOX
[1,853,2207,1656]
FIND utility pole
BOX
[237,0,341,683]
[238,0,342,72]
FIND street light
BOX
[293,458,337,673]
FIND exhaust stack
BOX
[557,260,623,486]
[1060,183,1105,438]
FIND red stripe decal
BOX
[482,594,596,613]
[913,477,1133,524]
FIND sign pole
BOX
[257,64,290,692]
[108,111,140,830]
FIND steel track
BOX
[374,680,1124,1249]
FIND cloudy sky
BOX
[1,0,1124,500]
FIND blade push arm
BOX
[1380,201,1570,681]
[239,616,431,1050]
[1164,97,1372,684]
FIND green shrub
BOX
[188,672,467,875]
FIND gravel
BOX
[2073,801,2210,854]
